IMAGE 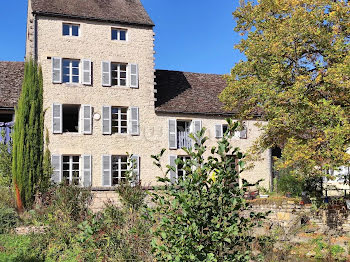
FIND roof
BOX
[31,0,154,27]
[0,62,24,109]
[155,70,234,116]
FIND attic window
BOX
[112,28,127,41]
[63,23,80,37]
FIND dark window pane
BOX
[111,30,118,40]
[63,67,69,75]
[73,164,79,170]
[111,71,118,78]
[72,68,79,76]
[121,128,127,134]
[120,72,126,78]
[112,79,118,86]
[112,178,119,185]
[63,24,70,35]
[120,79,126,86]
[121,108,128,113]
[63,60,70,67]
[63,164,70,170]
[72,61,79,67]
[63,156,70,162]
[120,30,126,41]
[72,25,79,36]
[72,76,79,83]
[120,64,127,71]
[111,63,118,70]
[73,156,79,162]
[63,75,70,83]
[63,171,70,178]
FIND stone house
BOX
[0,0,273,204]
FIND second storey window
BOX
[63,59,80,84]
[111,63,127,86]
[52,58,91,85]
[102,106,139,136]
[168,119,202,150]
[63,23,80,36]
[111,28,127,41]
[111,107,128,134]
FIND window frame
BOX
[177,156,191,181]
[111,155,128,186]
[62,104,81,133]
[111,28,128,41]
[63,23,80,37]
[111,63,128,87]
[62,155,81,185]
[62,59,81,84]
[111,107,128,134]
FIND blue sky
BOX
[0,0,244,74]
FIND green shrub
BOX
[148,120,266,262]
[116,182,146,211]
[276,168,304,197]
[0,187,15,208]
[0,207,18,234]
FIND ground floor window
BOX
[112,155,128,185]
[62,155,80,185]
[177,156,191,181]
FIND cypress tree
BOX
[12,59,44,209]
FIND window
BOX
[111,28,127,41]
[62,104,80,133]
[111,63,127,86]
[63,59,80,83]
[63,24,80,36]
[215,123,247,139]
[62,155,80,185]
[0,113,13,123]
[111,107,128,134]
[112,155,128,185]
[177,156,191,181]
[177,121,192,149]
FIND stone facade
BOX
[24,0,273,201]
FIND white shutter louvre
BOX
[102,155,112,187]
[82,59,92,85]
[193,120,202,134]
[83,155,92,187]
[102,61,111,86]
[52,103,62,134]
[82,105,92,134]
[131,155,140,184]
[169,155,177,184]
[215,124,223,138]
[102,106,111,135]
[240,122,248,139]
[129,107,139,136]
[129,64,139,88]
[51,154,62,183]
[168,119,177,149]
[52,57,62,84]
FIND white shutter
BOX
[51,154,62,184]
[102,61,111,86]
[131,155,140,184]
[52,103,62,134]
[129,64,139,88]
[168,119,177,149]
[240,122,248,139]
[129,107,139,136]
[83,155,92,187]
[52,57,62,84]
[102,155,112,187]
[82,105,92,134]
[193,120,202,134]
[102,106,111,135]
[82,59,92,85]
[215,124,223,138]
[169,155,177,184]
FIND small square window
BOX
[63,23,80,36]
[111,28,127,41]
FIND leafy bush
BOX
[0,206,18,233]
[116,182,146,211]
[0,131,12,187]
[276,168,304,197]
[0,186,16,208]
[148,120,266,261]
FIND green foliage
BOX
[0,206,18,234]
[0,234,42,262]
[276,168,304,197]
[0,131,12,187]
[0,187,16,209]
[148,119,266,262]
[116,182,147,212]
[221,0,350,182]
[39,128,52,194]
[12,58,45,208]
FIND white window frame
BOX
[62,155,81,185]
[177,156,191,181]
[111,155,128,186]
[63,23,80,37]
[111,28,128,41]
[111,63,128,87]
[62,59,80,84]
[111,107,128,134]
